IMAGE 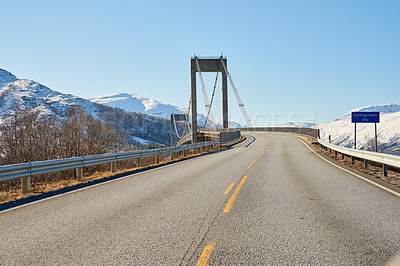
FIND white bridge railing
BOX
[0,140,221,193]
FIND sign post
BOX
[354,123,357,149]
[351,112,380,151]
[375,123,378,152]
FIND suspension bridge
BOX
[171,55,252,146]
[1,56,400,265]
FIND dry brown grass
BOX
[0,146,223,205]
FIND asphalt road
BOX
[1,132,400,265]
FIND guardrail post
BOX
[76,167,83,181]
[383,164,387,176]
[341,153,344,160]
[156,154,160,164]
[111,162,117,173]
[364,159,368,170]
[335,151,338,157]
[21,176,31,193]
[170,152,174,160]
[183,149,187,157]
[138,158,142,167]
[351,156,354,165]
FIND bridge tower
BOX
[190,56,228,143]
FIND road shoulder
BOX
[294,135,400,197]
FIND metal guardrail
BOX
[318,138,400,173]
[0,139,221,193]
[176,128,242,146]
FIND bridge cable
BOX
[203,72,219,127]
[176,85,193,140]
[172,114,184,139]
[184,85,192,134]
[219,57,252,127]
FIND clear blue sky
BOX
[1,0,399,124]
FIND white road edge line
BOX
[295,136,400,198]
[0,152,215,214]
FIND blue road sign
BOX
[351,112,380,123]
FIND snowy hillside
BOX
[88,93,185,119]
[0,69,102,127]
[0,68,177,146]
[345,104,400,115]
[318,104,400,155]
[0,69,18,88]
[89,92,244,128]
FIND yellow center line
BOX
[247,152,264,169]
[224,176,248,213]
[247,158,257,169]
[224,183,236,194]
[196,241,215,266]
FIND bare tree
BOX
[0,107,118,166]
[59,108,118,158]
[0,109,60,165]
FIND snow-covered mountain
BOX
[0,69,18,88]
[318,104,400,155]
[89,93,244,128]
[0,68,175,146]
[88,93,185,119]
[0,70,101,125]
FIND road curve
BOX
[1,132,399,265]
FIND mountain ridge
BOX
[344,104,400,117]
[0,69,18,88]
[0,68,176,146]
[89,92,244,128]
[88,92,185,119]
